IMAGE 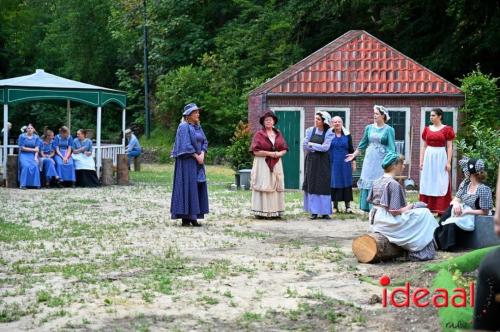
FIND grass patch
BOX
[0,220,52,242]
[223,228,270,240]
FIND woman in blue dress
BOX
[329,116,356,213]
[18,123,41,189]
[38,129,60,187]
[303,111,334,219]
[53,126,76,186]
[72,129,99,187]
[346,105,396,212]
[170,103,209,227]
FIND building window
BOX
[385,107,410,158]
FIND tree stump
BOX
[352,233,405,263]
[101,158,114,186]
[6,154,18,188]
[116,154,129,185]
[133,155,141,172]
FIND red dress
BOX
[419,126,455,214]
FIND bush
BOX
[457,68,500,193]
[225,121,253,171]
[205,146,227,165]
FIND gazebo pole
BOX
[2,104,8,178]
[67,100,71,132]
[122,108,126,148]
[96,106,102,178]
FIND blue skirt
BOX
[18,152,40,188]
[170,157,209,220]
[41,158,58,180]
[54,149,76,182]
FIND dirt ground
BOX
[0,167,452,331]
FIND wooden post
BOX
[6,154,18,188]
[117,153,129,185]
[101,158,114,186]
[352,233,405,263]
[3,104,8,176]
[133,156,141,171]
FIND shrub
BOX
[226,121,253,171]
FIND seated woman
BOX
[72,129,99,187]
[367,152,438,261]
[18,123,41,189]
[53,126,76,187]
[434,157,493,251]
[38,129,60,187]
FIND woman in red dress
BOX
[419,108,455,214]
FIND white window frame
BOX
[385,107,411,161]
[314,107,351,131]
[420,107,458,191]
[270,107,305,187]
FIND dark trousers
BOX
[474,248,500,330]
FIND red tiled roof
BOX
[250,30,462,96]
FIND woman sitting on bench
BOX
[434,157,493,251]
[367,152,438,261]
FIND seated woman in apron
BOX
[303,111,334,220]
[434,157,493,251]
[72,129,99,187]
[18,123,41,189]
[367,152,438,261]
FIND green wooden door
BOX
[275,111,301,189]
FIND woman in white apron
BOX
[72,129,99,187]
[434,157,493,251]
[419,108,455,214]
[367,152,438,261]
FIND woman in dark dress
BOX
[303,111,334,219]
[329,116,356,213]
[434,157,493,251]
[72,129,100,187]
[170,103,209,227]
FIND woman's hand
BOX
[445,163,451,172]
[452,202,462,216]
[345,150,358,162]
[85,151,92,156]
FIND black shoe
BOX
[181,219,191,227]
[71,183,76,188]
[322,215,331,220]
[190,220,202,227]
[309,214,318,220]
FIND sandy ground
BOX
[0,182,447,331]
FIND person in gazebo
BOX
[53,126,76,187]
[38,129,60,188]
[18,123,41,189]
[72,129,99,187]
[125,128,142,168]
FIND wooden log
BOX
[352,233,405,263]
[6,154,18,188]
[133,155,141,172]
[116,154,129,185]
[101,158,114,186]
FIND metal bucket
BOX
[404,178,416,190]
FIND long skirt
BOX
[54,149,76,182]
[40,157,58,181]
[170,157,209,220]
[303,151,331,215]
[358,143,387,212]
[250,157,285,217]
[419,146,451,213]
[370,206,438,256]
[433,205,472,251]
[18,152,40,188]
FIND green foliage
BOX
[457,69,500,191]
[225,122,253,171]
[425,245,499,272]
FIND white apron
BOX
[72,153,96,170]
[420,146,449,196]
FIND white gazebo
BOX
[0,69,128,181]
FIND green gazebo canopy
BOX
[0,69,126,108]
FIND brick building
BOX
[248,30,464,189]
